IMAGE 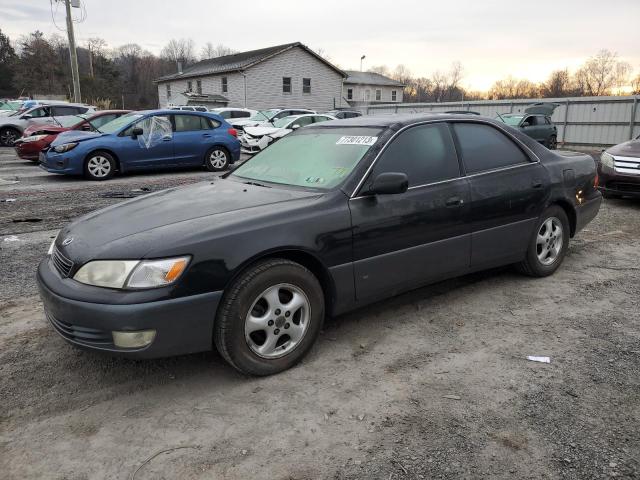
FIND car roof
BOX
[311,113,506,130]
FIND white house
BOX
[155,42,347,111]
[342,70,405,106]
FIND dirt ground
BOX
[1,147,639,480]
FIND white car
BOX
[0,103,96,146]
[240,114,335,154]
[209,107,257,120]
[169,105,209,112]
[231,108,316,131]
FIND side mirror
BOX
[81,123,91,131]
[291,124,300,130]
[22,114,32,120]
[368,172,408,195]
[131,127,143,138]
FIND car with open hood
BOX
[496,103,559,149]
[37,113,600,376]
[14,110,131,161]
[240,113,335,154]
[39,110,240,180]
[230,108,315,132]
[598,134,640,198]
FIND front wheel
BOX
[205,147,229,172]
[547,135,557,150]
[517,205,570,277]
[214,258,325,376]
[84,151,115,180]
[0,127,20,147]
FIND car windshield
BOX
[0,101,21,111]
[99,113,142,134]
[272,116,297,128]
[498,115,523,126]
[249,109,278,121]
[231,128,382,190]
[55,115,86,127]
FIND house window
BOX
[196,80,202,94]
[303,78,311,94]
[375,89,381,101]
[347,88,353,100]
[391,90,397,101]
[283,77,291,94]
[221,77,228,93]
[166,84,171,100]
[187,81,192,92]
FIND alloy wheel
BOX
[1,129,18,146]
[536,217,563,265]
[244,283,311,359]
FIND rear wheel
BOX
[517,205,569,277]
[205,146,229,172]
[84,151,115,181]
[214,258,325,376]
[547,135,557,150]
[0,127,20,147]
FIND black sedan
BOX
[37,114,601,375]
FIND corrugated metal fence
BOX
[358,95,640,147]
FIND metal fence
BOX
[357,95,640,147]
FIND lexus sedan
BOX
[39,110,240,180]
[37,114,601,375]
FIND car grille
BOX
[46,310,114,346]
[613,156,640,176]
[51,244,74,278]
[606,181,640,193]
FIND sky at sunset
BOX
[2,0,638,91]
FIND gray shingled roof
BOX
[155,42,346,82]
[343,70,405,87]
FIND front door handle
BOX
[445,196,464,207]
[203,133,211,138]
[532,180,543,189]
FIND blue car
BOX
[40,109,241,180]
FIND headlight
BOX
[53,142,78,153]
[22,134,48,143]
[600,151,615,169]
[73,256,190,289]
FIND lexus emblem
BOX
[62,237,74,246]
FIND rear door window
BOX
[233,110,251,118]
[368,123,460,188]
[174,114,205,132]
[452,123,530,174]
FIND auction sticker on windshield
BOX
[336,136,378,146]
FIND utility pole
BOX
[360,55,366,72]
[63,0,81,103]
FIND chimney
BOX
[177,61,183,74]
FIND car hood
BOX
[59,178,323,262]
[51,129,104,146]
[607,138,640,158]
[244,126,290,137]
[23,124,69,136]
[232,118,269,128]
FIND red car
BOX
[14,110,131,161]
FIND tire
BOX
[204,146,230,172]
[84,151,115,181]
[517,205,570,277]
[0,127,21,147]
[214,258,325,376]
[547,135,557,150]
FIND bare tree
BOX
[632,73,640,95]
[86,37,107,78]
[488,76,539,99]
[161,38,196,69]
[574,50,631,96]
[541,69,572,97]
[368,65,390,76]
[201,42,236,60]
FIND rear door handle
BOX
[203,133,211,138]
[445,196,464,207]
[532,180,543,189]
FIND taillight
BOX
[228,128,237,138]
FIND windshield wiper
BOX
[244,181,271,188]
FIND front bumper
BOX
[14,141,43,160]
[239,134,271,154]
[39,149,84,175]
[37,259,222,358]
[597,164,640,198]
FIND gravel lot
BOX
[1,146,639,479]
